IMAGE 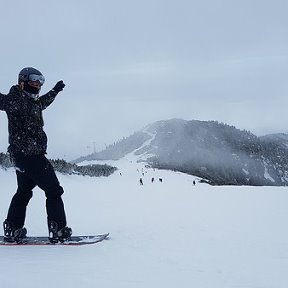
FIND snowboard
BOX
[0,233,109,246]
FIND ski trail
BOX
[125,127,156,163]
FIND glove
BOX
[52,80,65,93]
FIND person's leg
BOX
[8,154,71,242]
[34,157,67,226]
[3,170,35,241]
[25,155,71,241]
[6,170,35,229]
[14,154,67,226]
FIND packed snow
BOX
[0,154,288,288]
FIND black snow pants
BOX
[6,154,67,229]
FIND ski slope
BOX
[0,156,288,288]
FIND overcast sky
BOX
[0,0,287,160]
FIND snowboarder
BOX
[0,67,72,243]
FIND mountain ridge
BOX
[73,119,288,186]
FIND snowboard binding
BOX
[48,220,72,243]
[3,220,27,243]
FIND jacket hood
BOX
[9,85,21,94]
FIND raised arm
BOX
[39,80,65,110]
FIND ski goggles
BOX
[28,74,45,85]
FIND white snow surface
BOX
[1,154,288,288]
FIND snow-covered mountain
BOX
[74,119,288,186]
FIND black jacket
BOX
[0,85,58,156]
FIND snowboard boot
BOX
[3,220,27,243]
[48,220,72,243]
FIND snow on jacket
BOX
[0,85,58,156]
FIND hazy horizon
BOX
[1,0,287,160]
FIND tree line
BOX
[0,153,117,177]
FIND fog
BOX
[0,0,287,160]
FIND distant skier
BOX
[140,178,143,185]
[151,177,154,183]
[0,67,72,243]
